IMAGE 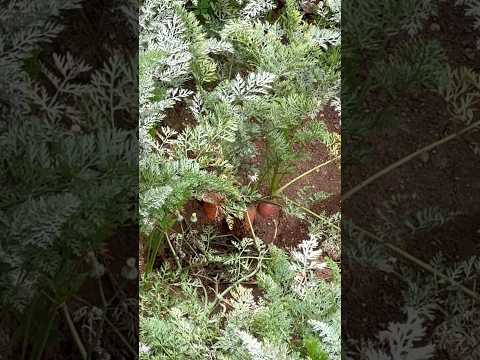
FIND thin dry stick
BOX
[343,119,480,201]
[246,209,256,239]
[61,303,87,360]
[275,156,340,196]
[70,295,137,358]
[287,198,338,228]
[286,197,480,301]
[272,219,278,241]
[350,222,480,301]
[103,317,137,357]
[165,231,182,271]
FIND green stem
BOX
[208,258,264,315]
[165,231,182,271]
[71,295,136,358]
[269,164,280,195]
[21,305,34,360]
[33,308,57,360]
[146,231,163,273]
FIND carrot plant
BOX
[140,0,341,359]
[140,0,258,271]
[1,0,138,357]
[220,0,341,196]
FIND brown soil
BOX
[342,1,480,356]
[163,96,197,133]
[423,3,480,71]
[343,264,404,341]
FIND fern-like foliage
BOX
[347,308,434,360]
[1,0,138,356]
[140,238,341,360]
[139,0,252,249]
[1,0,137,305]
[218,0,340,194]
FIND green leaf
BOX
[303,335,329,360]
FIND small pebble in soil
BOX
[430,22,440,32]
[420,152,430,163]
[433,156,448,169]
